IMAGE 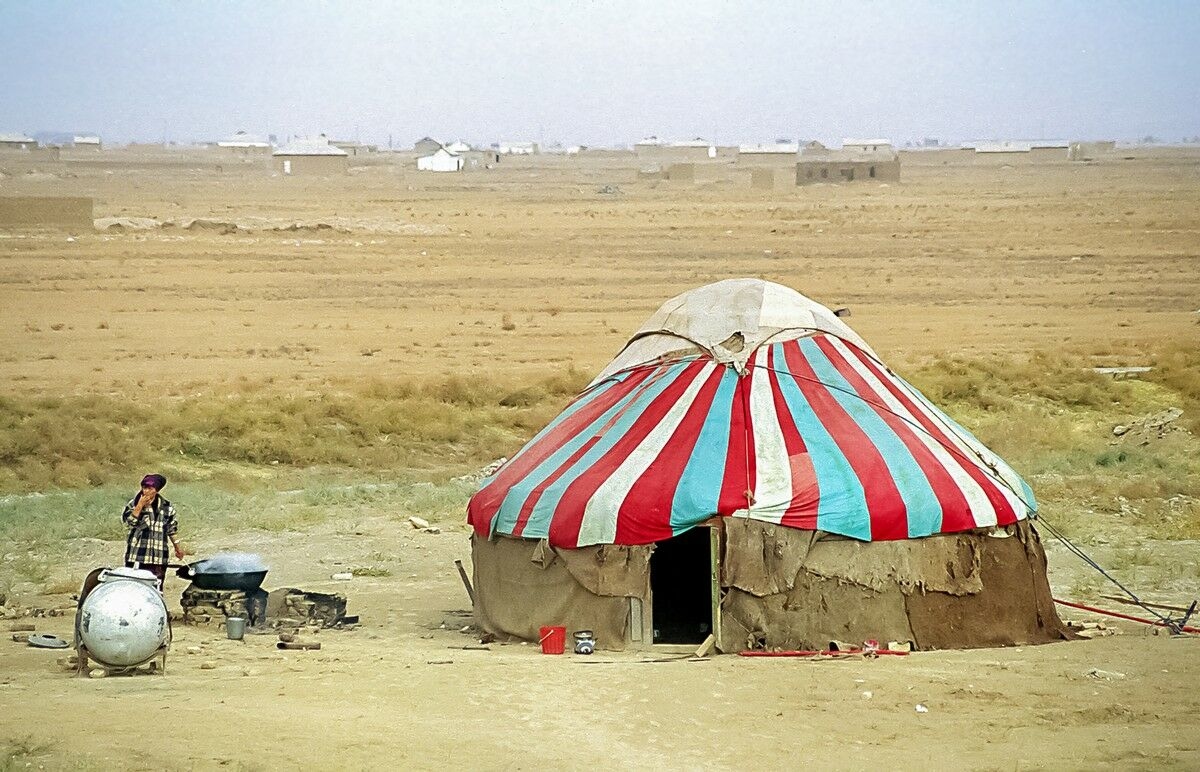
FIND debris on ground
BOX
[407,515,441,534]
[1066,620,1121,638]
[1086,668,1127,680]
[1112,407,1186,445]
[453,458,507,484]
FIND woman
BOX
[122,474,185,589]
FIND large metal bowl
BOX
[176,562,268,593]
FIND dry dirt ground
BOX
[1,521,1198,771]
[2,147,1198,389]
[1,148,1199,769]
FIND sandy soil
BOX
[2,149,1198,391]
[2,148,1199,769]
[2,519,1199,771]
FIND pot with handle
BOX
[175,561,268,593]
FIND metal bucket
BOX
[226,617,246,640]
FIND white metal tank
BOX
[77,568,169,667]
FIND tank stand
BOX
[74,644,168,677]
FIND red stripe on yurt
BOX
[843,345,1019,527]
[467,366,658,533]
[508,364,678,538]
[814,336,973,532]
[717,367,755,515]
[613,363,727,544]
[766,345,820,529]
[547,359,711,547]
[781,340,908,540]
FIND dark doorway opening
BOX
[649,527,714,644]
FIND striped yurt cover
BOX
[468,280,1035,548]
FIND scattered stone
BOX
[8,623,34,632]
[862,691,874,700]
[887,641,913,652]
[200,661,217,670]
[186,646,202,655]
[10,633,30,643]
[1112,424,1130,436]
[408,516,431,530]
[89,668,107,679]
[453,458,508,484]
[423,526,442,535]
[1114,407,1187,446]
[1067,620,1120,638]
[915,703,929,713]
[331,572,353,581]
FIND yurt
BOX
[467,279,1069,652]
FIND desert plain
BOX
[1,146,1199,769]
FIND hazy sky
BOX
[2,0,1197,147]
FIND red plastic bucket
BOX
[538,626,566,655]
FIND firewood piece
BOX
[276,640,321,651]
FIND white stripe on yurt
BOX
[746,347,790,524]
[828,337,995,528]
[574,360,714,547]
[887,369,1026,524]
[906,389,1032,518]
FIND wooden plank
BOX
[1091,366,1153,380]
[709,526,722,650]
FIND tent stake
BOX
[454,559,475,605]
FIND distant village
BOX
[2,128,1194,187]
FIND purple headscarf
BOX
[141,474,167,490]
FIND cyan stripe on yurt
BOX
[771,342,871,541]
[798,338,943,537]
[490,370,656,536]
[901,376,1038,515]
[670,365,739,534]
[478,373,627,492]
[517,360,693,539]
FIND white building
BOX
[73,135,102,149]
[841,139,893,153]
[417,147,464,172]
[497,141,538,155]
[0,133,37,150]
[217,131,271,149]
[445,140,472,154]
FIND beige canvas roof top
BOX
[594,278,875,382]
[273,139,347,157]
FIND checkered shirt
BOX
[123,495,178,568]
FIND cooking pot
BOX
[175,561,268,593]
